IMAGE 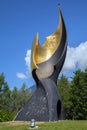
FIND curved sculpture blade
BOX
[31,7,66,71]
[31,33,39,70]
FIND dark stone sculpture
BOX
[15,6,67,121]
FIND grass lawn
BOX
[0,120,87,130]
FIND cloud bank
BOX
[17,41,87,80]
[63,41,87,72]
[16,50,31,79]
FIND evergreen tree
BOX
[0,73,31,122]
[11,83,31,114]
[18,83,31,107]
[11,86,19,113]
[0,73,14,122]
[70,69,87,119]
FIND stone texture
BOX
[15,86,49,121]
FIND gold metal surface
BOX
[31,33,39,70]
[31,7,63,70]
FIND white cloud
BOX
[16,49,32,80]
[17,41,87,80]
[25,49,31,72]
[16,72,28,79]
[63,41,87,72]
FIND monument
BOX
[15,6,67,121]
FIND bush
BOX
[0,110,15,122]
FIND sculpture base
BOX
[14,86,49,121]
[15,80,65,121]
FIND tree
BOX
[0,73,32,122]
[0,73,14,122]
[18,83,31,107]
[0,73,9,93]
[70,69,87,120]
[0,73,10,110]
[11,83,31,114]
[10,86,19,113]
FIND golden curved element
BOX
[31,33,39,70]
[31,7,63,70]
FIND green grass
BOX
[0,120,87,130]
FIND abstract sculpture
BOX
[15,6,67,121]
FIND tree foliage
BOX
[69,69,87,119]
[0,73,31,122]
[58,69,87,120]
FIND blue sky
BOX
[0,0,87,89]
